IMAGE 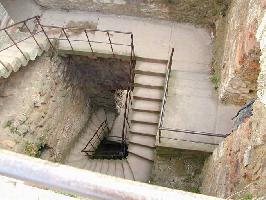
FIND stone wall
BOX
[65,55,130,112]
[34,0,230,27]
[213,0,265,105]
[0,55,92,162]
[201,14,266,199]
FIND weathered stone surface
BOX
[213,0,265,105]
[34,0,230,26]
[201,16,266,198]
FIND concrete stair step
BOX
[66,155,88,169]
[135,60,166,77]
[23,33,50,51]
[158,137,218,152]
[0,55,20,74]
[105,111,116,130]
[127,154,153,182]
[115,161,125,178]
[100,160,110,175]
[89,160,98,171]
[106,160,116,176]
[133,87,163,101]
[128,143,154,161]
[94,160,103,173]
[122,160,135,181]
[132,99,161,113]
[131,111,159,125]
[0,63,11,78]
[129,134,156,148]
[130,122,157,136]
[83,160,94,171]
[134,74,164,89]
[17,42,43,60]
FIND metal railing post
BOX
[62,28,74,52]
[107,31,114,57]
[158,48,174,143]
[35,16,55,50]
[84,30,94,54]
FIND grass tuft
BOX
[210,74,220,90]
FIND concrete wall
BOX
[0,2,13,29]
[201,14,266,199]
[213,0,265,105]
[34,0,230,27]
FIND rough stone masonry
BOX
[201,13,266,199]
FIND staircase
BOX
[0,32,50,78]
[65,60,167,182]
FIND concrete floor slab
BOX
[163,95,217,133]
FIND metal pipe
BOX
[84,30,94,54]
[159,127,226,138]
[0,149,224,200]
[107,31,115,57]
[0,16,38,31]
[62,28,74,52]
[35,16,55,50]
[158,48,174,132]
[40,24,132,35]
[159,136,220,146]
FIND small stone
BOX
[16,124,29,136]
[243,146,252,167]
[34,101,41,107]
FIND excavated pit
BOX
[0,53,131,162]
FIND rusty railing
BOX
[0,16,52,70]
[158,48,174,143]
[157,48,227,146]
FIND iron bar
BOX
[40,24,132,35]
[35,16,55,50]
[157,48,174,144]
[81,120,107,153]
[0,30,43,53]
[159,127,226,138]
[0,16,38,31]
[84,30,94,54]
[4,29,28,60]
[61,28,74,52]
[159,136,219,146]
[23,21,43,51]
[158,48,174,129]
[107,31,115,57]
[46,38,130,47]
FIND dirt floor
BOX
[150,147,210,193]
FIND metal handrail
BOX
[157,48,227,144]
[0,16,52,70]
[158,48,174,143]
[0,15,135,70]
[81,120,108,155]
[0,16,135,156]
